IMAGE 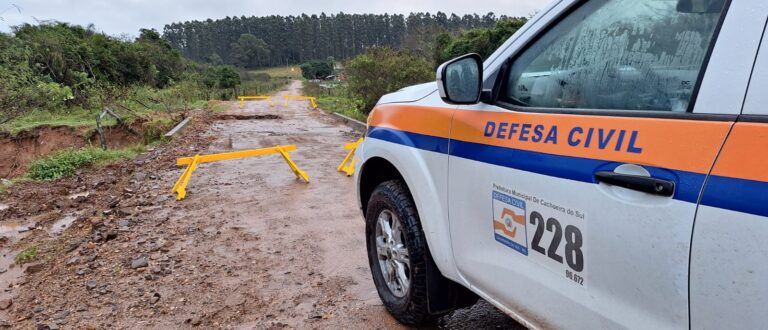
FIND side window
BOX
[502,0,727,112]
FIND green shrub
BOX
[27,146,144,181]
[300,59,333,79]
[433,18,527,64]
[0,34,51,123]
[0,23,195,127]
[203,65,241,89]
[12,23,183,99]
[316,96,367,122]
[217,66,241,88]
[302,81,367,121]
[346,47,434,113]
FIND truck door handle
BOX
[594,171,675,197]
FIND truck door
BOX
[691,11,768,328]
[446,0,757,328]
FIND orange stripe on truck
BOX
[711,122,768,183]
[370,104,733,176]
[369,104,455,139]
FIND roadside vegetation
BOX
[300,58,335,80]
[303,82,367,122]
[0,22,287,133]
[433,18,528,64]
[346,47,434,112]
[303,47,432,121]
[302,18,527,119]
[0,24,186,125]
[27,146,146,181]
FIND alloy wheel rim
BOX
[375,209,411,298]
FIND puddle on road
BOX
[0,224,32,236]
[0,211,78,238]
[49,215,76,235]
[0,250,20,280]
[0,248,26,320]
[0,212,79,319]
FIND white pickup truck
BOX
[354,0,768,328]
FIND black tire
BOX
[365,180,436,326]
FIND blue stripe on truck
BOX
[368,125,767,217]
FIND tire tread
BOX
[366,180,434,325]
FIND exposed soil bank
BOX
[1,123,144,179]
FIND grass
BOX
[316,96,368,122]
[0,82,214,136]
[208,101,229,113]
[1,101,177,145]
[250,65,303,79]
[1,108,117,135]
[186,99,209,110]
[302,80,368,122]
[27,145,145,181]
[15,246,39,264]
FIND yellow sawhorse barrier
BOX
[238,96,273,109]
[172,154,201,201]
[172,145,310,200]
[283,95,318,109]
[338,138,363,176]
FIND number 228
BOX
[530,211,584,272]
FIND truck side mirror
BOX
[437,54,483,105]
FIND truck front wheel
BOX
[365,180,436,325]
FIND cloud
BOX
[0,0,550,36]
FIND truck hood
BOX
[377,82,438,105]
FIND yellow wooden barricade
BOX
[283,95,318,109]
[171,154,201,200]
[172,145,309,201]
[337,138,363,176]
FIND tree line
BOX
[162,12,516,68]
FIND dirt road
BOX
[0,81,522,329]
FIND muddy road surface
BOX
[0,81,523,329]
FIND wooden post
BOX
[96,111,107,150]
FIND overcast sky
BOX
[0,0,550,37]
